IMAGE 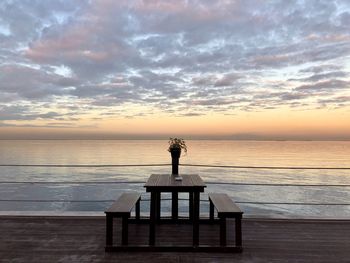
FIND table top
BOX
[144,174,206,192]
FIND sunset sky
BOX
[0,0,350,140]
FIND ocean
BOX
[0,140,349,218]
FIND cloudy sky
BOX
[0,0,350,139]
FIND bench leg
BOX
[122,216,128,246]
[189,192,194,221]
[235,216,242,247]
[193,191,200,247]
[220,217,226,247]
[106,215,113,247]
[149,191,156,246]
[209,200,214,222]
[135,198,140,221]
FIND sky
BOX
[0,0,350,140]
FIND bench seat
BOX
[105,192,141,249]
[209,193,243,249]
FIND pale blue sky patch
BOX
[0,23,11,36]
[53,65,73,78]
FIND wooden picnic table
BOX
[144,174,206,247]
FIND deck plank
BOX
[0,217,349,262]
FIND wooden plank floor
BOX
[0,216,350,262]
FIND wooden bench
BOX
[209,193,243,249]
[105,192,141,249]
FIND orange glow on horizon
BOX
[1,107,349,140]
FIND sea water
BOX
[0,140,349,218]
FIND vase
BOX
[170,148,181,175]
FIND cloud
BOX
[191,73,242,87]
[0,0,350,123]
[0,64,79,99]
[289,71,348,82]
[0,104,64,121]
[0,121,93,129]
[295,80,350,92]
[299,64,342,74]
[317,95,350,108]
[178,112,203,117]
[0,104,83,124]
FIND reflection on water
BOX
[0,140,349,218]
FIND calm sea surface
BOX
[0,140,349,218]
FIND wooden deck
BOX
[0,216,350,262]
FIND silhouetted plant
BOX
[168,138,187,154]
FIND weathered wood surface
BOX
[144,174,206,192]
[105,192,140,215]
[1,216,350,262]
[209,193,242,215]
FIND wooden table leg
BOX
[135,198,140,221]
[172,191,178,221]
[193,191,200,247]
[149,191,156,246]
[189,192,194,221]
[156,192,161,222]
[209,200,214,222]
